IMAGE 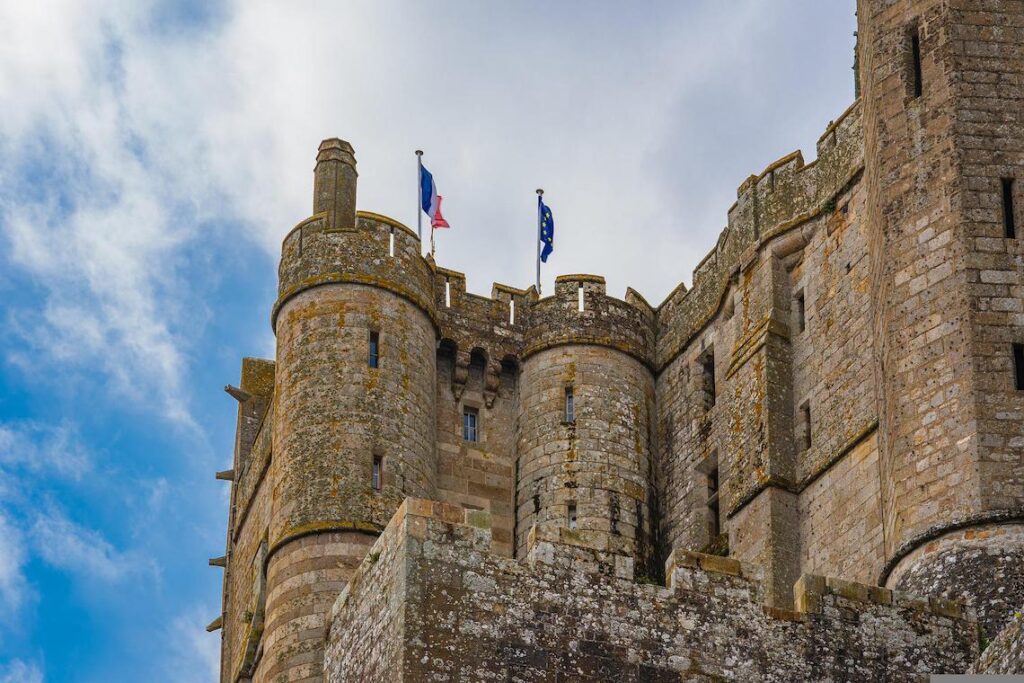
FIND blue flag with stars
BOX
[539,196,554,263]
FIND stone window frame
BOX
[566,501,578,530]
[371,453,383,492]
[462,401,481,442]
[368,329,380,369]
[698,346,717,412]
[799,400,812,451]
[697,451,721,542]
[563,385,575,424]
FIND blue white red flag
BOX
[419,164,450,228]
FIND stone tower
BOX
[264,139,438,680]
[515,275,657,571]
[858,0,1024,636]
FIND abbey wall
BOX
[213,1,1024,680]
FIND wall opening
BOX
[463,407,479,442]
[1014,343,1024,391]
[509,299,515,325]
[368,331,380,369]
[800,401,812,450]
[444,279,451,307]
[698,451,721,541]
[1003,178,1016,239]
[567,502,578,530]
[577,284,584,312]
[388,227,395,256]
[564,386,575,423]
[372,455,382,491]
[794,289,806,333]
[700,348,716,411]
[909,25,923,98]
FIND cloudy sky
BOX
[0,1,856,680]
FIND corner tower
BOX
[264,139,438,681]
[859,0,1024,637]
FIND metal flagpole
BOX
[415,150,424,244]
[536,188,544,295]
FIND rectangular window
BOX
[707,465,721,539]
[463,408,478,442]
[1003,178,1016,239]
[1014,344,1024,391]
[567,502,577,530]
[388,227,395,256]
[372,455,382,491]
[564,386,575,423]
[800,401,812,450]
[910,27,923,98]
[701,349,716,410]
[795,290,806,333]
[368,331,380,368]
[577,284,584,312]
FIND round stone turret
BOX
[515,275,657,569]
[265,139,438,682]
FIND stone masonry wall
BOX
[326,499,979,682]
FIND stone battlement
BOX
[325,498,978,681]
[271,101,863,375]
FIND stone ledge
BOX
[794,573,974,621]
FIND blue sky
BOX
[0,2,855,680]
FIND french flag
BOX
[419,163,450,228]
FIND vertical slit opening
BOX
[445,279,451,307]
[701,349,716,410]
[1014,344,1024,391]
[509,299,515,325]
[567,502,577,530]
[368,331,380,369]
[795,289,806,333]
[800,401,812,450]
[577,284,584,312]
[372,455,382,491]
[564,386,574,423]
[707,464,720,539]
[1003,178,1016,239]
[388,227,395,256]
[910,26,923,98]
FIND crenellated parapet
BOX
[273,211,437,332]
[655,99,864,369]
[525,275,656,368]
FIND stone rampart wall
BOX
[325,498,978,682]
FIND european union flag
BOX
[539,196,554,263]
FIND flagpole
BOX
[536,188,544,295]
[415,150,424,245]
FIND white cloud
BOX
[31,509,144,583]
[0,421,91,482]
[0,659,43,683]
[164,607,220,683]
[0,513,30,621]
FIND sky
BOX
[0,1,856,680]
